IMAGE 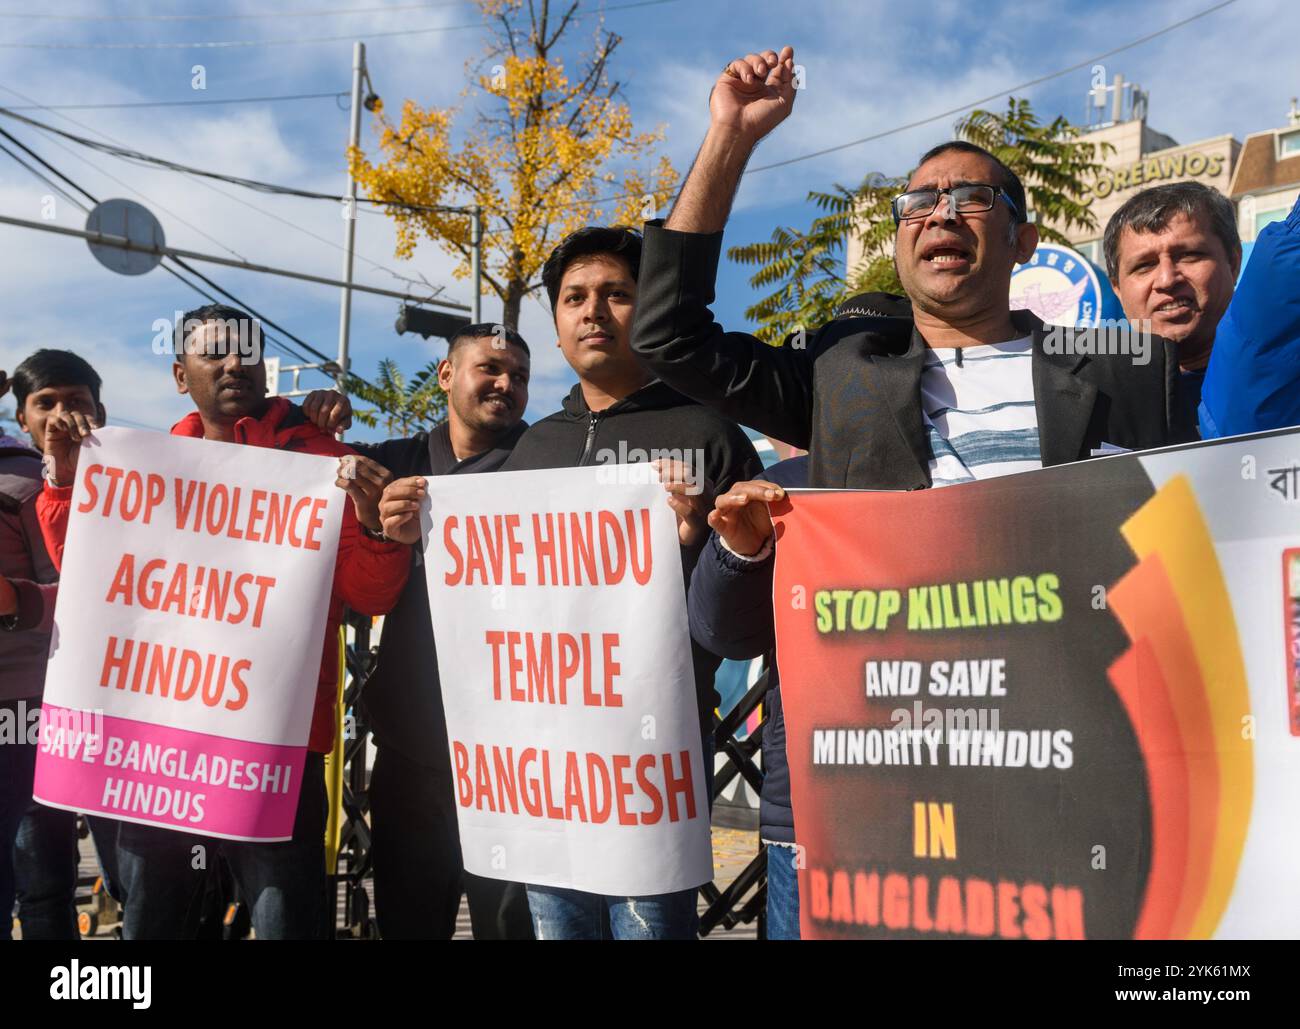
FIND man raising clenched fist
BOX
[668,46,797,234]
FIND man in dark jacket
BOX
[0,352,104,940]
[686,296,902,940]
[632,46,1197,490]
[393,225,762,940]
[36,307,410,940]
[689,454,805,938]
[640,46,1198,939]
[337,323,536,940]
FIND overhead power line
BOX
[0,105,471,215]
[0,0,679,49]
[0,81,450,297]
[562,0,1243,209]
[1,92,348,112]
[0,126,321,368]
[745,0,1242,175]
[0,129,417,404]
[0,2,465,21]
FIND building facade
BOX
[845,77,1300,285]
[1229,102,1300,247]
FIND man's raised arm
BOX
[633,46,819,447]
[666,47,797,233]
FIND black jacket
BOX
[631,222,1199,489]
[501,379,764,723]
[1,446,58,703]
[689,456,807,843]
[353,421,526,770]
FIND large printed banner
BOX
[34,427,345,842]
[422,465,712,896]
[773,428,1300,939]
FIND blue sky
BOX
[0,0,1295,441]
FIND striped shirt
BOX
[921,336,1042,487]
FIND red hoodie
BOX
[36,398,409,753]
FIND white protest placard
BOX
[422,464,713,896]
[34,426,345,842]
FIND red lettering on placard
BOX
[563,752,587,822]
[78,464,103,513]
[98,636,254,711]
[453,742,472,806]
[612,755,636,825]
[635,754,663,825]
[303,497,327,551]
[444,517,464,585]
[78,466,166,524]
[663,749,696,822]
[586,754,611,824]
[601,633,622,708]
[485,630,506,699]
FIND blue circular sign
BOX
[1010,243,1104,328]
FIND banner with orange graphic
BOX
[772,427,1300,939]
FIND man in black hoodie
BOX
[499,226,761,939]
[325,323,535,940]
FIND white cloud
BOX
[4,0,1295,440]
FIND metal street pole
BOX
[470,204,482,323]
[337,41,366,408]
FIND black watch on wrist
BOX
[361,524,392,544]
[0,612,19,632]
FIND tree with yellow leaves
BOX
[350,0,677,330]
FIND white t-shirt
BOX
[921,336,1042,487]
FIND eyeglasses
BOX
[891,183,1022,224]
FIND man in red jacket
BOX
[36,304,409,939]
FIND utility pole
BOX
[337,41,366,413]
[470,203,482,323]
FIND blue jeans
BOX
[85,816,124,903]
[116,752,329,940]
[764,842,801,940]
[526,883,699,940]
[1,699,79,940]
[525,728,712,940]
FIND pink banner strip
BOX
[32,704,305,842]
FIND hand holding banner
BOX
[34,426,345,842]
[773,428,1300,939]
[422,464,713,896]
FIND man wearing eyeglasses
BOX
[631,46,1196,495]
[630,46,1198,938]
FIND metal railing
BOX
[330,612,772,940]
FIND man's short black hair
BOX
[447,322,531,359]
[11,349,102,408]
[540,226,642,311]
[913,140,1028,223]
[1103,181,1241,282]
[173,303,261,357]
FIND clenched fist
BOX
[711,46,797,144]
